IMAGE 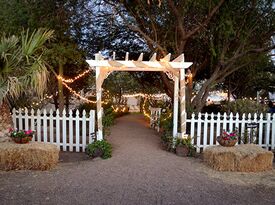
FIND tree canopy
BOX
[90,0,275,111]
[0,0,274,111]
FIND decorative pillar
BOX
[173,76,179,138]
[180,68,186,137]
[95,54,103,140]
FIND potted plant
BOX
[9,128,34,144]
[175,136,194,157]
[217,130,238,147]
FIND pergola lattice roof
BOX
[86,53,192,77]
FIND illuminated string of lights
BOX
[161,112,172,121]
[30,94,53,107]
[122,93,169,99]
[57,69,92,83]
[61,81,109,104]
[142,97,151,118]
[111,105,128,113]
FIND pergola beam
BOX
[86,60,192,70]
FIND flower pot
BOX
[176,146,189,157]
[217,137,238,147]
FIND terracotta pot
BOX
[176,145,189,157]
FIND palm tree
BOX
[0,29,54,142]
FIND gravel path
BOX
[0,114,275,205]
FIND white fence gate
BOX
[187,112,275,152]
[12,108,95,152]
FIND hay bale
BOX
[0,142,59,171]
[204,144,273,172]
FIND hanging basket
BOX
[217,137,238,147]
[12,136,33,144]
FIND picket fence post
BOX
[75,110,80,152]
[37,109,41,142]
[196,112,202,152]
[82,110,87,152]
[49,109,54,144]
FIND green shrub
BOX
[86,140,112,159]
[160,111,173,135]
[102,107,115,136]
[222,99,268,115]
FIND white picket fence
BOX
[12,108,95,152]
[187,112,275,152]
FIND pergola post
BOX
[180,68,186,137]
[95,54,103,140]
[173,76,179,138]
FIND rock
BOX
[0,142,59,171]
[203,144,274,172]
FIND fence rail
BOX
[187,112,275,152]
[12,108,95,152]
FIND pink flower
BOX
[24,130,33,135]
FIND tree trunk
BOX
[0,102,13,142]
[58,61,64,112]
[160,72,174,99]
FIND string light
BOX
[162,112,172,121]
[111,105,129,113]
[122,93,168,98]
[142,97,151,118]
[30,94,53,108]
[61,81,109,104]
[57,69,92,84]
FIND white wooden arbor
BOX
[86,52,193,140]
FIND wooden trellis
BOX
[86,52,193,140]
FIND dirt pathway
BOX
[0,114,274,205]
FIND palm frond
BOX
[0,35,20,73]
[21,29,54,58]
[0,28,54,103]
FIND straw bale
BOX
[204,144,273,172]
[0,142,59,171]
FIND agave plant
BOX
[0,29,54,142]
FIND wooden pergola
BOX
[86,52,193,140]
